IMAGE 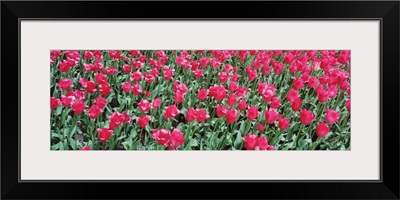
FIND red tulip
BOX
[106,67,117,75]
[85,81,97,93]
[164,105,180,119]
[93,96,107,109]
[120,112,131,123]
[79,78,89,88]
[286,89,299,102]
[68,90,86,101]
[133,61,144,69]
[57,79,73,90]
[308,77,318,88]
[95,73,107,84]
[317,89,329,102]
[224,64,233,73]
[151,68,159,77]
[300,109,315,125]
[218,72,229,83]
[108,112,124,129]
[50,97,60,109]
[216,105,228,117]
[145,91,151,97]
[267,145,275,150]
[227,94,237,106]
[262,65,271,75]
[270,97,281,109]
[327,85,338,98]
[87,105,103,119]
[136,115,151,128]
[132,83,142,96]
[152,129,171,146]
[278,117,290,130]
[319,75,330,85]
[214,85,227,101]
[273,62,283,74]
[236,87,249,98]
[198,89,208,101]
[231,73,240,82]
[257,123,265,132]
[237,100,247,111]
[316,122,329,137]
[346,99,351,111]
[293,78,304,90]
[325,109,340,124]
[152,98,161,108]
[340,81,349,91]
[226,108,238,124]
[229,81,238,92]
[121,82,131,93]
[138,100,151,113]
[200,57,209,67]
[60,95,75,107]
[257,136,269,150]
[193,69,204,78]
[99,82,111,96]
[172,81,188,93]
[71,100,87,114]
[191,60,199,70]
[247,106,260,121]
[131,71,143,82]
[174,91,185,104]
[163,67,174,80]
[301,72,310,82]
[244,133,258,150]
[211,58,221,68]
[170,129,185,148]
[59,60,72,72]
[122,64,132,73]
[196,109,209,122]
[97,128,113,142]
[284,52,294,64]
[265,108,280,124]
[79,146,91,150]
[186,107,197,122]
[244,133,270,150]
[291,98,302,111]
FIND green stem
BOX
[294,124,304,149]
[340,113,350,127]
[311,137,322,150]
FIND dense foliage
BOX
[50,50,351,150]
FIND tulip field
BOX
[50,50,351,150]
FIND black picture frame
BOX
[1,1,399,199]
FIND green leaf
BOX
[117,135,125,142]
[69,138,77,150]
[51,131,60,139]
[151,84,161,99]
[122,140,131,150]
[52,88,59,98]
[130,129,137,138]
[298,138,309,150]
[190,138,198,147]
[70,125,77,137]
[59,141,64,150]
[51,142,60,150]
[238,122,245,135]
[55,106,63,116]
[234,131,243,150]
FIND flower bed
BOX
[50,50,351,150]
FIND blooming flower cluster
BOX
[50,50,350,151]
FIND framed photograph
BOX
[2,1,399,199]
